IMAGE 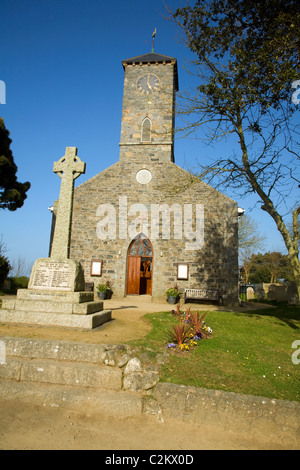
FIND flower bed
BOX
[166,304,213,353]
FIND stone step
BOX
[0,309,111,329]
[6,299,103,315]
[17,288,95,304]
[3,336,108,363]
[0,357,123,390]
[0,380,143,418]
[0,336,144,420]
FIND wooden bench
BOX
[184,288,222,305]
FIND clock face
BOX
[136,169,152,184]
[137,74,160,95]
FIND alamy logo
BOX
[291,80,300,105]
[0,80,6,104]
[292,340,300,365]
[0,340,6,365]
[96,196,205,251]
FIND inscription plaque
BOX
[31,261,73,291]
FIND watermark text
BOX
[96,196,205,251]
[291,80,300,105]
[0,340,6,365]
[292,340,300,365]
[0,80,6,104]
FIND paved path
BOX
[0,295,272,344]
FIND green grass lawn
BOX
[128,304,300,402]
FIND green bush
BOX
[8,276,29,292]
[0,255,11,288]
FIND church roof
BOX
[123,52,176,64]
[122,52,179,91]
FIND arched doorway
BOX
[126,234,153,295]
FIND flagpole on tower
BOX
[152,28,157,52]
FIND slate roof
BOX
[122,52,179,91]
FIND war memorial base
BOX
[0,258,112,330]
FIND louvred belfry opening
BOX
[126,234,153,295]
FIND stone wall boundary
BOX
[147,382,300,448]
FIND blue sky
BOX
[0,0,297,272]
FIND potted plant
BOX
[165,286,180,304]
[97,283,109,300]
[105,280,113,299]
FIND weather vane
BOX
[152,28,157,52]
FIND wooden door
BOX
[140,258,152,295]
[127,256,141,294]
[127,235,154,295]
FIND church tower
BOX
[119,52,178,164]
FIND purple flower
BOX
[167,343,176,348]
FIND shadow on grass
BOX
[233,303,300,330]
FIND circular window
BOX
[136,169,152,185]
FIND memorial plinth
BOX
[28,258,85,292]
[1,256,111,328]
[0,147,112,330]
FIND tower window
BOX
[141,118,151,142]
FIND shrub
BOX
[167,323,191,346]
[0,256,11,288]
[8,276,29,292]
[188,311,208,334]
[167,306,213,352]
[97,283,109,293]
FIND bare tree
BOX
[0,234,8,257]
[10,256,32,278]
[239,214,266,264]
[168,0,300,302]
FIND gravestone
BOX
[246,286,255,300]
[268,284,287,302]
[0,147,112,329]
[256,288,265,302]
[287,283,299,305]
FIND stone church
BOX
[51,52,239,304]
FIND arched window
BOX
[141,118,151,142]
[128,233,153,256]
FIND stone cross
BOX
[51,147,85,260]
